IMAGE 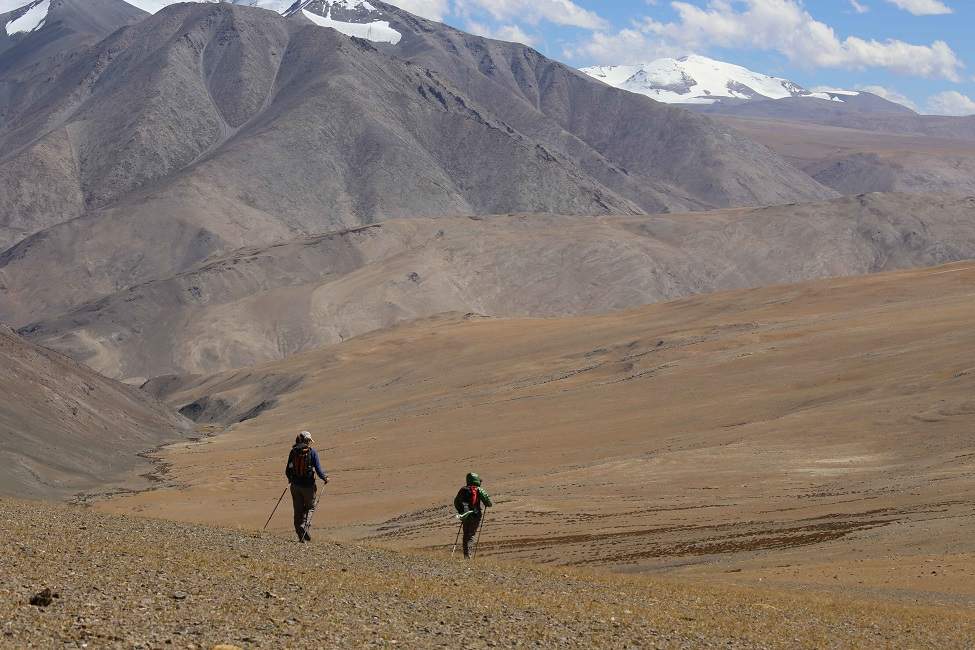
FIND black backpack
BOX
[287,445,313,482]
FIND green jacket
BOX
[454,485,493,515]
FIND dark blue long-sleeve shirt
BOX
[286,445,327,487]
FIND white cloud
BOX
[466,20,537,46]
[393,0,450,21]
[885,0,952,15]
[454,0,608,30]
[571,0,963,81]
[121,0,178,12]
[856,84,919,110]
[849,0,869,13]
[565,26,684,63]
[925,90,975,115]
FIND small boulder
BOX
[29,588,55,607]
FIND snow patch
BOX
[301,5,401,45]
[581,55,860,106]
[236,0,297,11]
[329,0,377,10]
[4,0,49,35]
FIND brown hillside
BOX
[0,326,190,499]
[101,262,975,604]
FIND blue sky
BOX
[398,0,975,115]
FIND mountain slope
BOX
[19,192,975,381]
[6,499,974,649]
[0,0,148,245]
[0,3,640,278]
[366,5,832,211]
[695,94,975,141]
[0,324,189,499]
[0,0,146,83]
[717,116,975,197]
[0,2,833,330]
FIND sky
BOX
[393,0,975,115]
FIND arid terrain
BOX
[0,325,189,499]
[21,193,975,381]
[94,262,975,609]
[2,1,975,647]
[3,498,974,649]
[718,116,975,196]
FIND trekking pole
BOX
[471,510,488,561]
[263,486,289,531]
[450,521,463,557]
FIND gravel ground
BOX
[1,498,972,649]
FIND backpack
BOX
[287,445,313,483]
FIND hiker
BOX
[285,431,328,542]
[454,472,493,559]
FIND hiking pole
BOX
[263,485,289,531]
[451,511,475,557]
[471,510,488,562]
[450,521,463,557]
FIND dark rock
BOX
[29,588,54,607]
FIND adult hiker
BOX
[454,472,493,559]
[285,431,328,543]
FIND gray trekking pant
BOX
[291,483,317,540]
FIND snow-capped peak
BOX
[291,0,401,45]
[119,0,402,45]
[2,0,51,36]
[580,55,859,105]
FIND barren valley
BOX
[3,1,975,647]
[96,262,975,609]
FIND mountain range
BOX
[4,0,975,623]
[3,0,975,384]
[0,1,834,323]
[580,55,975,199]
[1,0,973,376]
[582,54,975,135]
[581,55,872,107]
[1,0,974,519]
